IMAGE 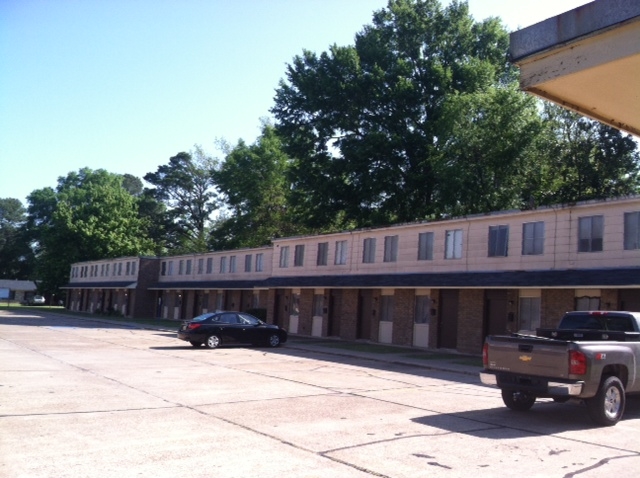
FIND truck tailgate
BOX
[486,335,571,378]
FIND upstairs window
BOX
[220,257,227,274]
[206,257,213,274]
[445,229,463,259]
[522,221,544,255]
[317,242,328,266]
[229,256,237,273]
[384,235,399,262]
[418,232,434,261]
[578,215,603,252]
[186,259,192,275]
[279,246,290,268]
[624,211,640,250]
[255,253,264,272]
[294,245,305,267]
[335,240,348,265]
[197,258,204,274]
[245,254,252,273]
[488,225,509,257]
[363,238,376,264]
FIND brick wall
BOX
[457,289,484,354]
[541,289,574,327]
[298,289,314,335]
[393,289,415,346]
[339,289,359,341]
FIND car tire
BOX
[267,334,281,348]
[501,389,536,412]
[205,334,221,349]
[586,376,625,426]
[189,341,202,347]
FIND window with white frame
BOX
[522,221,544,255]
[131,261,136,276]
[178,260,184,275]
[384,235,399,262]
[294,245,305,267]
[198,258,204,274]
[229,256,236,273]
[279,246,290,268]
[255,253,264,272]
[363,238,376,264]
[206,257,213,274]
[313,294,324,316]
[245,254,252,273]
[578,215,603,252]
[488,225,509,257]
[624,211,640,250]
[117,262,123,276]
[186,259,192,275]
[126,262,131,275]
[519,297,541,331]
[335,240,348,265]
[418,232,434,261]
[220,256,227,273]
[575,296,601,310]
[445,229,463,259]
[414,296,432,324]
[106,264,110,276]
[317,242,328,266]
[380,295,394,322]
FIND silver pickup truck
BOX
[480,311,640,426]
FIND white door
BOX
[413,324,429,348]
[378,321,393,344]
[312,316,323,337]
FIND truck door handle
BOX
[518,344,533,352]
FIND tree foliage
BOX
[538,105,640,204]
[210,124,304,249]
[0,198,32,279]
[26,169,155,295]
[144,146,218,253]
[272,0,517,228]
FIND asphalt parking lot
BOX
[2,309,640,478]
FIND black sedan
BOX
[177,311,287,349]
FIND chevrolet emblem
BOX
[519,355,532,362]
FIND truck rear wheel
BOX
[586,376,625,426]
[501,389,536,411]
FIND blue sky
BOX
[0,0,590,205]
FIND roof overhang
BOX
[61,281,137,290]
[509,0,640,137]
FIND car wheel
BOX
[189,341,202,347]
[586,376,625,426]
[205,334,221,349]
[501,389,536,412]
[267,334,281,348]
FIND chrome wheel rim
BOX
[269,335,279,347]
[207,336,220,348]
[604,386,622,419]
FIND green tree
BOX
[272,0,515,229]
[0,198,33,279]
[434,85,546,215]
[540,106,640,204]
[144,146,218,253]
[26,168,155,296]
[210,124,303,249]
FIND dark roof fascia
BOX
[263,268,640,289]
[148,280,268,290]
[62,281,137,290]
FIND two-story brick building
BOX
[65,196,640,354]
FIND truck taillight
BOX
[569,350,587,375]
[482,342,489,368]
